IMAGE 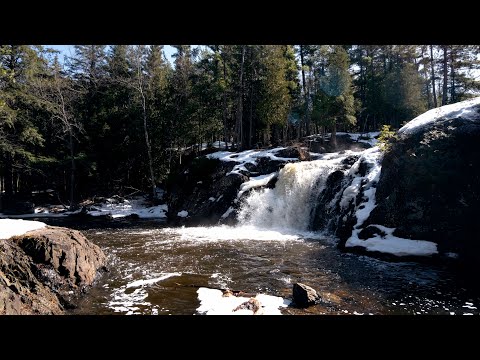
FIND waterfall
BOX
[236,147,383,236]
[237,151,356,231]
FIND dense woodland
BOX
[1,45,479,208]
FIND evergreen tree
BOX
[0,45,46,198]
[316,46,356,148]
[382,62,427,127]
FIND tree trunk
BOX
[300,45,309,137]
[222,56,228,150]
[140,88,156,199]
[430,45,438,108]
[421,46,432,109]
[68,127,76,210]
[450,49,455,103]
[4,153,13,196]
[442,46,448,106]
[235,46,246,150]
[248,85,253,148]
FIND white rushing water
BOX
[237,151,357,232]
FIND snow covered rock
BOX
[343,97,480,264]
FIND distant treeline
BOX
[0,45,478,207]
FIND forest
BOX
[1,45,479,209]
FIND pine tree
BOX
[382,63,427,127]
[0,45,46,200]
[145,45,172,183]
[256,45,297,146]
[316,45,356,148]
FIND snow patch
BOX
[88,198,168,219]
[177,210,189,218]
[196,287,290,315]
[346,225,438,257]
[399,97,480,135]
[221,207,234,219]
[207,147,298,176]
[237,172,277,198]
[336,131,380,146]
[0,219,46,240]
[5,196,169,219]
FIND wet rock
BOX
[233,298,262,314]
[167,147,309,225]
[358,225,386,240]
[341,155,360,167]
[0,226,106,315]
[275,147,311,161]
[292,283,321,308]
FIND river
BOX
[34,218,478,315]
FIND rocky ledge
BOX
[0,226,106,315]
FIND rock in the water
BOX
[0,226,106,315]
[233,297,262,314]
[292,283,321,308]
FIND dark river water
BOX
[36,218,480,316]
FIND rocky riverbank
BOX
[0,220,106,315]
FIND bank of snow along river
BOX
[2,97,480,315]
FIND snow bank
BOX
[207,147,298,176]
[89,200,168,219]
[2,196,169,219]
[399,97,480,136]
[0,219,46,240]
[346,225,438,257]
[196,287,290,315]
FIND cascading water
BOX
[237,151,360,232]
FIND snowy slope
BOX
[399,97,480,135]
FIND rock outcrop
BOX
[166,146,310,226]
[292,283,321,307]
[338,98,480,267]
[370,104,479,261]
[0,226,106,315]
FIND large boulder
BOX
[0,226,106,315]
[343,98,480,267]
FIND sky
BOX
[45,45,480,85]
[46,45,177,64]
